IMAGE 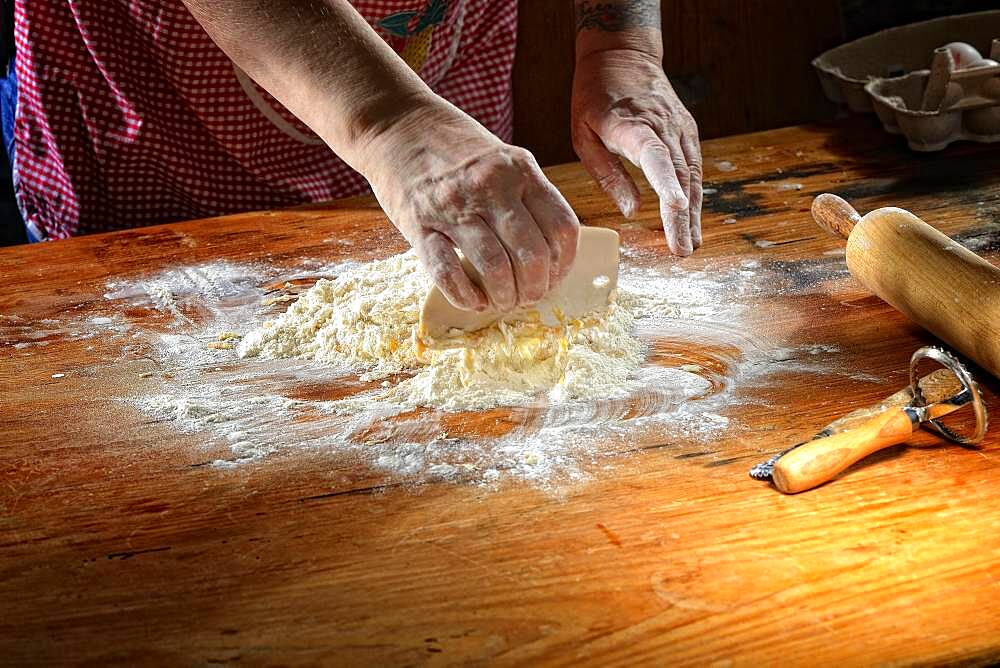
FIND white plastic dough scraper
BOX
[419,226,620,338]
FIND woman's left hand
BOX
[571,48,702,256]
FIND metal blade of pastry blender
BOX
[420,226,620,339]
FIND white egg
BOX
[942,41,982,67]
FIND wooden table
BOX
[3,118,1000,666]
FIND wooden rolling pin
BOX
[813,194,1000,379]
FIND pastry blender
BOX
[750,347,988,493]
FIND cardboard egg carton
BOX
[812,11,1000,151]
[866,40,1000,151]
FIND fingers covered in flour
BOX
[681,132,703,250]
[417,231,488,311]
[445,217,517,312]
[521,164,581,287]
[614,125,691,256]
[486,198,552,307]
[572,122,642,220]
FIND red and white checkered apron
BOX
[13,0,517,239]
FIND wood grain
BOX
[811,192,861,238]
[3,117,1000,665]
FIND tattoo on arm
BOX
[575,0,660,32]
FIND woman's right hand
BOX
[359,97,580,312]
[183,1,574,311]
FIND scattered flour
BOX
[79,248,859,489]
[115,251,760,486]
[142,282,185,320]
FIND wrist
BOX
[573,0,663,63]
[349,94,498,204]
[573,44,666,87]
[575,30,663,64]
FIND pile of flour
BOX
[237,251,655,412]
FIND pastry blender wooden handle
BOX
[772,406,920,494]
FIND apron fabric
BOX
[12,0,517,240]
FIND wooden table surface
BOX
[3,117,1000,666]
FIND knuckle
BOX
[662,193,687,210]
[480,243,510,272]
[511,151,544,184]
[436,182,467,210]
[509,146,536,166]
[467,167,497,191]
[515,242,548,269]
[628,117,661,140]
[637,135,665,154]
[474,159,516,192]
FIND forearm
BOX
[181,0,436,173]
[573,0,663,61]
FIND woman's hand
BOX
[571,49,702,256]
[362,98,580,312]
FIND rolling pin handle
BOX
[811,193,861,240]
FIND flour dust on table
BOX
[61,243,861,490]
